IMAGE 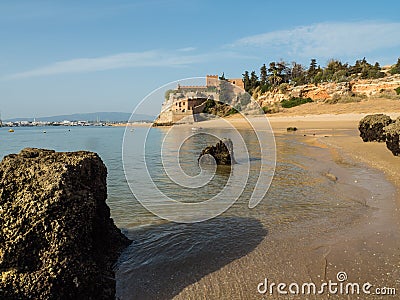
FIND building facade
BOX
[154,75,244,125]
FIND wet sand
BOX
[167,113,400,299]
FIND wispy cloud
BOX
[9,21,397,80]
[4,50,204,79]
[231,21,400,59]
[178,47,197,52]
[4,49,252,80]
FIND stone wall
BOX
[227,78,245,90]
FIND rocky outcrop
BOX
[384,120,400,156]
[352,75,400,96]
[0,148,131,300]
[358,114,393,142]
[198,138,236,165]
[258,75,400,107]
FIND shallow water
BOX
[0,126,370,229]
[0,126,394,299]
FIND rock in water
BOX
[358,114,393,142]
[384,120,400,156]
[0,148,131,299]
[198,138,235,165]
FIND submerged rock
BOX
[324,172,338,182]
[384,120,400,156]
[0,148,131,299]
[198,138,236,165]
[358,114,393,142]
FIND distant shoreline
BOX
[111,122,152,127]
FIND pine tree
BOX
[260,64,267,86]
[291,62,306,85]
[268,62,282,86]
[242,71,251,92]
[307,59,318,83]
[390,58,400,75]
[250,71,259,91]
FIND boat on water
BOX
[8,129,14,133]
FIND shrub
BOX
[260,84,270,93]
[389,58,400,75]
[262,106,272,114]
[203,99,216,111]
[325,94,365,104]
[281,97,313,108]
[164,89,175,100]
[227,107,238,115]
[278,83,289,94]
[395,86,400,95]
[325,94,341,104]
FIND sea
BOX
[0,125,393,299]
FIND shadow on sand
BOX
[115,216,267,300]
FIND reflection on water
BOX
[116,217,267,300]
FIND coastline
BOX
[170,112,400,299]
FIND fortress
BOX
[154,75,244,125]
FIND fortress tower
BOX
[206,75,219,87]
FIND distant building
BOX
[154,75,244,125]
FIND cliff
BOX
[0,148,131,299]
[258,75,400,107]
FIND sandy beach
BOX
[164,109,400,299]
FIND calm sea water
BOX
[0,126,371,230]
[1,125,390,298]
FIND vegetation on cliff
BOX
[242,57,399,95]
[281,97,313,108]
[389,58,400,75]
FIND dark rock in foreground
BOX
[358,114,393,142]
[198,138,235,165]
[384,120,400,156]
[0,148,131,300]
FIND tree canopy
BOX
[242,57,394,94]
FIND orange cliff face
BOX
[258,75,400,107]
[351,76,400,96]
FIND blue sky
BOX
[1,0,400,119]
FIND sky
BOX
[1,0,400,119]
